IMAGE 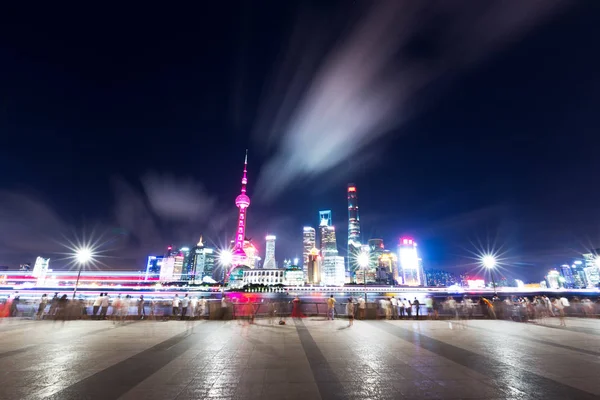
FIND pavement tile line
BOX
[370,321,598,400]
[466,323,600,358]
[293,319,343,400]
[42,321,224,400]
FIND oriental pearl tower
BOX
[231,150,251,269]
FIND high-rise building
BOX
[546,270,561,289]
[322,255,345,286]
[190,237,216,282]
[560,264,574,288]
[307,248,321,284]
[302,227,316,277]
[398,237,424,286]
[582,251,600,288]
[231,150,251,269]
[264,235,277,269]
[145,256,164,280]
[32,256,50,285]
[319,210,332,227]
[347,184,361,272]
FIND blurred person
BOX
[291,296,305,318]
[413,297,420,320]
[405,299,412,319]
[447,297,458,319]
[198,297,207,319]
[357,297,366,320]
[385,298,392,320]
[180,294,189,320]
[543,295,554,316]
[398,298,405,319]
[245,299,255,324]
[56,295,68,321]
[221,296,228,320]
[425,296,433,319]
[462,296,474,319]
[327,295,336,320]
[120,295,130,322]
[480,297,496,319]
[347,298,354,327]
[172,294,180,318]
[581,298,594,317]
[553,298,566,327]
[37,294,48,320]
[189,296,198,319]
[112,295,122,322]
[92,293,103,320]
[49,293,59,317]
[100,293,109,319]
[137,295,145,320]
[432,297,440,320]
[9,292,20,317]
[390,296,398,320]
[268,301,276,324]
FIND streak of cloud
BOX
[254,1,566,199]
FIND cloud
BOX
[142,173,217,221]
[253,1,565,200]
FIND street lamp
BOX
[358,251,370,304]
[481,254,497,295]
[72,247,93,299]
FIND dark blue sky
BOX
[0,2,598,281]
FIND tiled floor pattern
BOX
[0,317,599,399]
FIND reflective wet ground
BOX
[0,317,599,399]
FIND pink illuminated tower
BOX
[231,150,251,268]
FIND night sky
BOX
[1,2,599,281]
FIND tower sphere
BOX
[235,193,250,208]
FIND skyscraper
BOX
[190,237,216,282]
[319,210,332,227]
[347,184,361,272]
[398,237,424,286]
[307,248,321,284]
[232,150,251,268]
[302,227,316,277]
[264,235,277,269]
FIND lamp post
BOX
[482,255,497,295]
[358,251,370,304]
[72,247,93,299]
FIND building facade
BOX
[302,227,316,277]
[347,184,361,273]
[307,248,321,285]
[398,237,424,286]
[263,235,277,269]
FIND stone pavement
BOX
[0,317,599,399]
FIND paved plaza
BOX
[0,317,599,399]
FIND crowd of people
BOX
[0,292,210,321]
[1,292,598,324]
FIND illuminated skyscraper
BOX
[302,227,316,277]
[319,210,332,227]
[264,235,277,269]
[398,237,424,286]
[347,184,361,271]
[307,248,321,284]
[232,150,251,268]
[190,237,215,282]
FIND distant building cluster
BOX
[544,251,600,289]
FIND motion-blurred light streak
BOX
[254,1,565,199]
